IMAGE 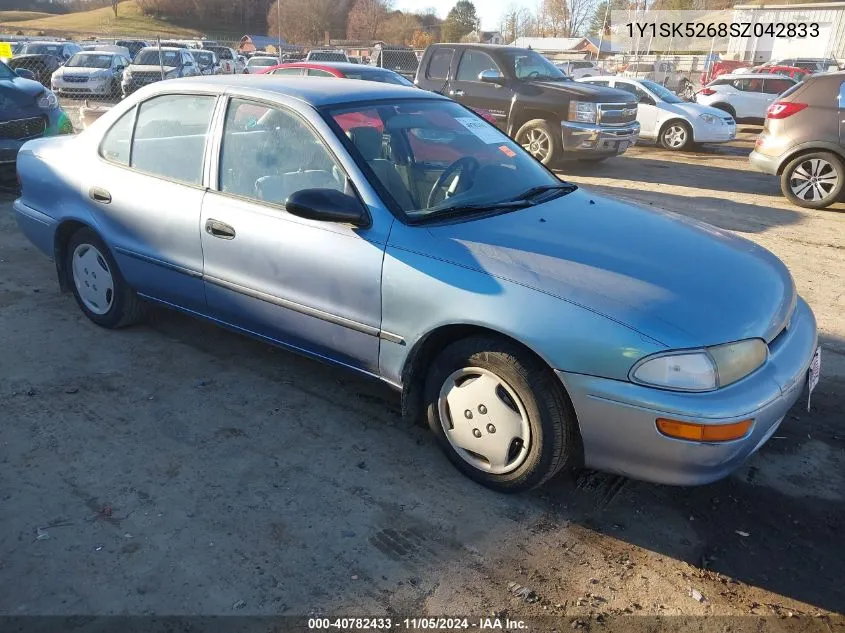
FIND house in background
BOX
[509,36,617,60]
[462,30,505,45]
[238,34,299,54]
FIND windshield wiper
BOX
[509,183,577,202]
[420,199,536,222]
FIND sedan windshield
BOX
[66,53,113,68]
[639,79,683,103]
[326,99,568,221]
[500,49,567,81]
[345,69,414,86]
[135,50,180,66]
[20,43,63,56]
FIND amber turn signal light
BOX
[656,418,753,442]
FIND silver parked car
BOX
[51,51,131,98]
[13,77,820,492]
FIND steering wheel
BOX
[427,156,480,208]
[525,70,540,78]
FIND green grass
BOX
[0,1,204,38]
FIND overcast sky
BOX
[395,0,536,31]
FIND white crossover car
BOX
[695,73,797,121]
[578,76,736,150]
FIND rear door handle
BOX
[205,219,236,240]
[89,187,111,204]
[449,89,465,97]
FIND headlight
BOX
[568,100,597,124]
[699,113,718,125]
[630,339,768,392]
[36,89,58,110]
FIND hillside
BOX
[0,1,204,38]
[0,10,55,22]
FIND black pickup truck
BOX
[415,44,640,165]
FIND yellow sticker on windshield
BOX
[0,43,13,59]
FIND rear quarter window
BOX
[427,48,453,80]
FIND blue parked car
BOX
[13,77,819,492]
[0,60,72,181]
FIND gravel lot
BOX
[0,127,843,622]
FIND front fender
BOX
[378,240,665,389]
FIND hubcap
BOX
[521,129,550,161]
[437,367,531,475]
[790,158,838,202]
[664,125,687,148]
[71,244,114,315]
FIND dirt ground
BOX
[0,127,843,624]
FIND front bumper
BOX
[561,120,640,155]
[692,121,736,143]
[557,297,817,485]
[53,79,113,97]
[0,109,73,178]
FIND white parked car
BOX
[306,49,350,63]
[51,51,131,98]
[81,44,132,59]
[620,60,694,99]
[245,55,279,74]
[579,76,736,150]
[695,73,797,121]
[203,45,244,74]
[555,60,599,78]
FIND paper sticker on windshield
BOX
[456,117,507,144]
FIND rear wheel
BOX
[424,336,581,492]
[780,151,845,209]
[516,119,562,167]
[65,227,146,328]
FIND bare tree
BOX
[499,3,531,43]
[268,0,345,44]
[381,11,422,44]
[347,0,393,41]
[538,0,595,37]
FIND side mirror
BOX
[479,69,505,85]
[286,188,368,226]
[15,68,36,80]
[639,94,654,105]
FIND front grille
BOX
[63,75,89,83]
[0,148,17,163]
[131,72,163,83]
[598,102,638,126]
[0,116,47,140]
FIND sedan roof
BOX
[144,75,445,106]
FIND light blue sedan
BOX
[13,77,819,492]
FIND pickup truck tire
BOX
[516,119,562,167]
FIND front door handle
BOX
[449,89,465,97]
[89,187,111,204]
[205,219,236,240]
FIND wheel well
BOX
[53,219,89,292]
[658,118,692,139]
[509,109,559,138]
[399,324,551,425]
[711,103,735,117]
[775,147,845,175]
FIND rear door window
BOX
[426,47,453,80]
[99,107,136,166]
[763,78,795,94]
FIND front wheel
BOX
[65,227,147,328]
[516,119,562,167]
[424,336,581,492]
[659,121,692,150]
[780,151,845,209]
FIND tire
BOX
[659,120,693,150]
[780,151,845,209]
[65,227,147,328]
[423,336,581,492]
[516,119,562,167]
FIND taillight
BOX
[767,101,807,119]
[697,88,716,96]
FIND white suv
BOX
[695,73,797,121]
[555,60,599,78]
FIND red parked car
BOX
[749,64,812,82]
[700,60,751,86]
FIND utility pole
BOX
[277,0,283,61]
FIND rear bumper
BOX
[13,198,57,258]
[749,149,782,175]
[561,120,640,156]
[557,297,817,485]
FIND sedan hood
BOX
[411,190,795,348]
[128,64,176,73]
[660,100,733,119]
